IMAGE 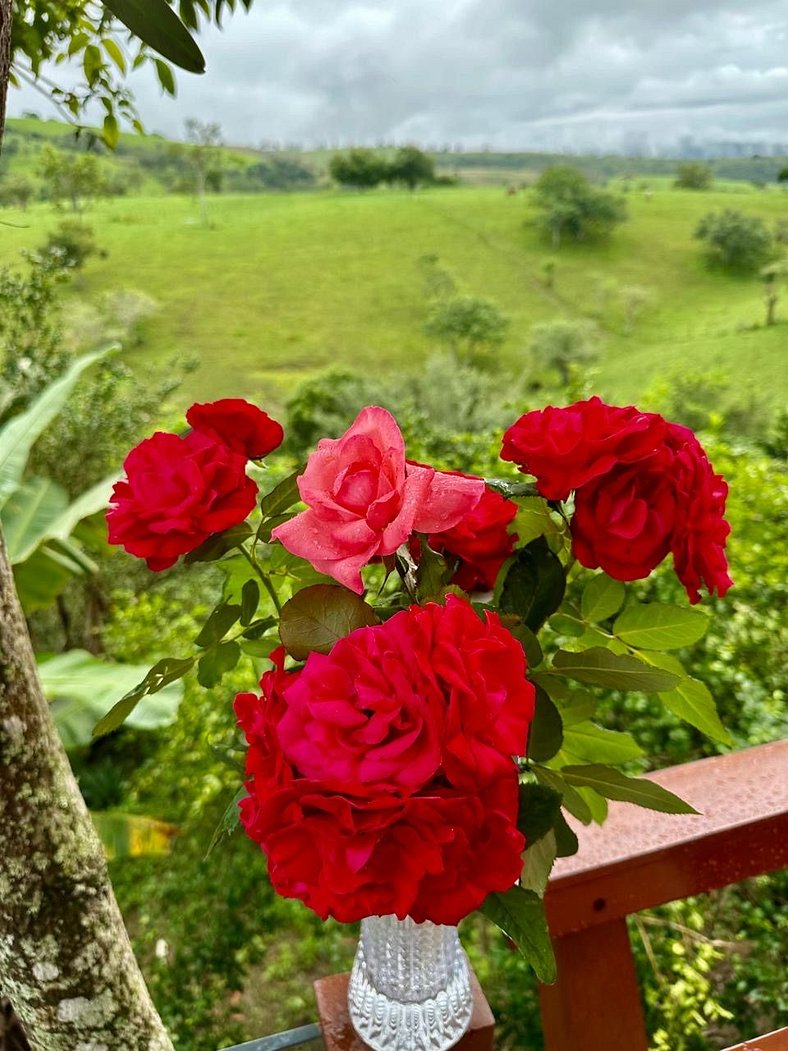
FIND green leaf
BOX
[507,621,543,667]
[581,574,626,622]
[197,641,241,688]
[2,477,68,564]
[520,829,557,898]
[517,782,562,845]
[558,720,644,765]
[499,536,566,633]
[260,469,302,519]
[554,810,579,858]
[240,637,280,658]
[241,616,277,640]
[154,58,176,95]
[552,647,681,692]
[561,765,699,814]
[83,44,103,86]
[548,613,585,638]
[102,0,206,73]
[92,655,195,738]
[613,604,709,650]
[256,512,296,544]
[279,584,379,661]
[415,539,452,602]
[13,546,77,612]
[41,649,184,748]
[533,766,593,825]
[660,677,732,744]
[205,786,247,859]
[480,887,557,983]
[539,680,597,726]
[512,496,560,547]
[194,603,242,647]
[101,37,127,74]
[0,347,115,511]
[528,686,563,762]
[102,113,120,149]
[183,522,253,564]
[240,580,260,627]
[91,810,177,860]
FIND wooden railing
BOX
[234,739,788,1051]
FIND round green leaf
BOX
[279,584,379,661]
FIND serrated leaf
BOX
[102,0,206,72]
[240,580,260,626]
[260,470,301,519]
[512,496,560,547]
[521,829,557,898]
[614,604,709,650]
[197,641,241,687]
[533,766,593,825]
[517,783,563,845]
[92,655,195,737]
[528,687,563,762]
[552,647,680,692]
[499,536,566,633]
[561,765,699,814]
[581,574,626,622]
[279,584,379,661]
[660,677,732,744]
[480,887,557,983]
[205,786,247,858]
[194,603,242,647]
[554,810,579,858]
[558,720,644,764]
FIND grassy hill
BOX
[0,181,786,423]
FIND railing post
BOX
[539,918,648,1051]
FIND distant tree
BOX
[619,285,654,334]
[774,218,788,246]
[526,319,599,387]
[777,166,788,186]
[695,209,774,274]
[760,260,788,326]
[424,294,509,364]
[329,148,387,190]
[0,173,34,209]
[38,146,105,213]
[531,165,626,247]
[675,162,714,190]
[184,118,223,225]
[386,145,435,189]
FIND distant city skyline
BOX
[9,0,788,155]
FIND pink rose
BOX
[271,407,484,592]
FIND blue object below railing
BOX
[219,1022,322,1050]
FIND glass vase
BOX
[347,914,473,1051]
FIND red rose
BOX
[234,647,298,791]
[107,431,257,570]
[277,612,445,794]
[240,778,524,925]
[426,478,518,591]
[427,596,535,790]
[500,396,666,500]
[186,398,284,460]
[667,424,733,603]
[571,445,677,582]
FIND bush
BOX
[386,146,435,189]
[424,295,509,364]
[675,162,714,190]
[329,148,387,189]
[0,173,34,209]
[525,319,600,388]
[532,165,627,246]
[42,220,101,271]
[695,210,774,274]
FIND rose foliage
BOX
[103,395,732,981]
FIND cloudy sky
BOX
[10,0,788,152]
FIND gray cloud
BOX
[9,0,788,152]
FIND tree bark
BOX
[0,530,174,1051]
[0,0,11,148]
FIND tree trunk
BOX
[0,530,174,1051]
[0,0,11,147]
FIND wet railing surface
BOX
[220,1023,323,1050]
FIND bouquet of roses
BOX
[98,395,732,982]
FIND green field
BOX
[1,182,786,418]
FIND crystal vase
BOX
[347,915,473,1051]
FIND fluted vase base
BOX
[347,915,473,1051]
